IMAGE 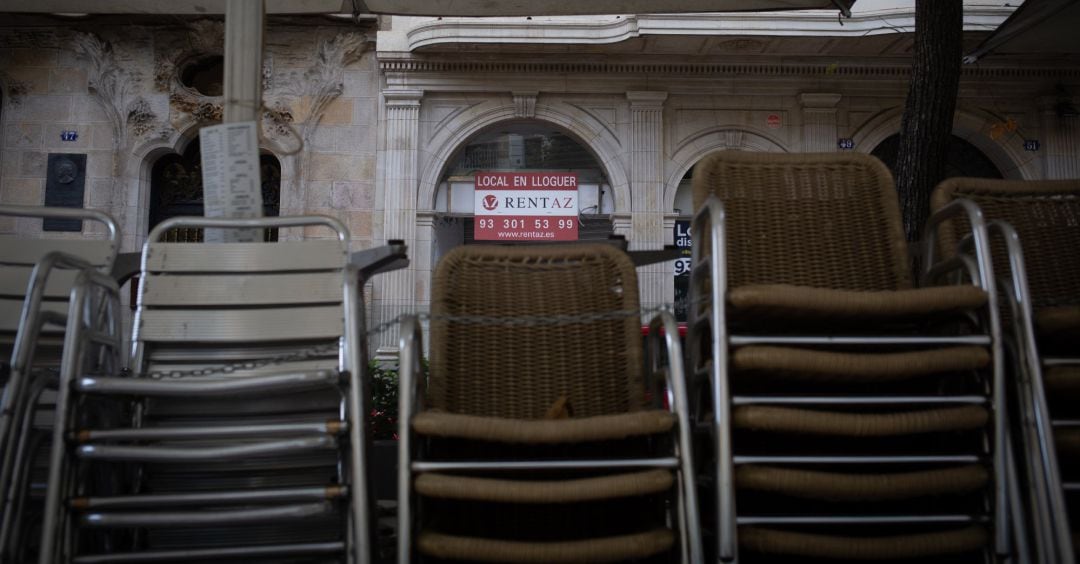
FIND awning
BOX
[965,0,1080,62]
[1,0,853,16]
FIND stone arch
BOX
[851,105,1029,180]
[130,122,293,245]
[417,100,631,214]
[663,127,789,212]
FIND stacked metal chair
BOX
[397,243,701,563]
[932,177,1080,564]
[37,215,376,563]
[689,151,1012,563]
[0,205,123,563]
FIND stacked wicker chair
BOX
[0,205,123,563]
[397,243,701,563]
[689,152,1012,563]
[36,216,376,563]
[932,177,1080,564]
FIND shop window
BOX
[433,122,614,264]
[149,139,280,242]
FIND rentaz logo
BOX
[482,195,498,211]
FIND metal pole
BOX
[224,0,264,124]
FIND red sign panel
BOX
[474,172,578,241]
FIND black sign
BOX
[1024,140,1040,152]
[674,220,692,276]
[43,153,87,231]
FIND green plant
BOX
[369,361,399,441]
[369,359,429,441]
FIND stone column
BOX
[799,93,842,153]
[375,90,423,356]
[1039,95,1080,179]
[627,91,668,314]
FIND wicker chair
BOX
[932,177,1080,564]
[689,152,1010,563]
[0,205,122,562]
[397,243,701,563]
[36,216,383,564]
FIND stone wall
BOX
[0,18,380,252]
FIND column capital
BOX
[627,91,669,108]
[383,89,424,106]
[798,92,842,109]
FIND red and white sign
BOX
[474,172,578,241]
[766,113,782,129]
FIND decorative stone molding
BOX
[381,59,1079,79]
[723,130,745,149]
[627,91,668,311]
[278,33,369,135]
[375,88,424,352]
[512,91,538,119]
[1038,95,1080,179]
[155,20,225,128]
[798,92,842,109]
[73,32,167,173]
[187,19,226,55]
[799,92,841,152]
[265,32,370,211]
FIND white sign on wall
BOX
[199,121,263,243]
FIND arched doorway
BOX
[149,139,281,242]
[870,134,1004,180]
[431,121,614,263]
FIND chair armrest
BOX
[110,252,141,286]
[627,246,683,267]
[921,198,993,290]
[349,241,409,282]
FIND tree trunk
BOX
[895,0,963,242]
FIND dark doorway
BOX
[149,139,281,242]
[871,134,1004,180]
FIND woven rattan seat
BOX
[729,284,988,321]
[692,152,914,295]
[1055,429,1080,458]
[401,243,701,563]
[932,178,1080,561]
[690,152,1004,563]
[412,410,675,443]
[415,470,673,503]
[732,346,990,382]
[735,464,989,501]
[739,526,989,560]
[732,405,989,436]
[932,179,1080,313]
[428,244,645,420]
[1045,366,1080,397]
[1036,306,1080,340]
[417,529,674,563]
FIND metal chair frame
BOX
[955,220,1074,564]
[0,205,121,562]
[37,215,377,564]
[690,195,1010,563]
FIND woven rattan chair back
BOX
[691,151,910,290]
[429,244,645,419]
[932,178,1080,310]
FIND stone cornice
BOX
[400,8,1012,51]
[379,59,1080,79]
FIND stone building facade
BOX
[1,5,1078,354]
